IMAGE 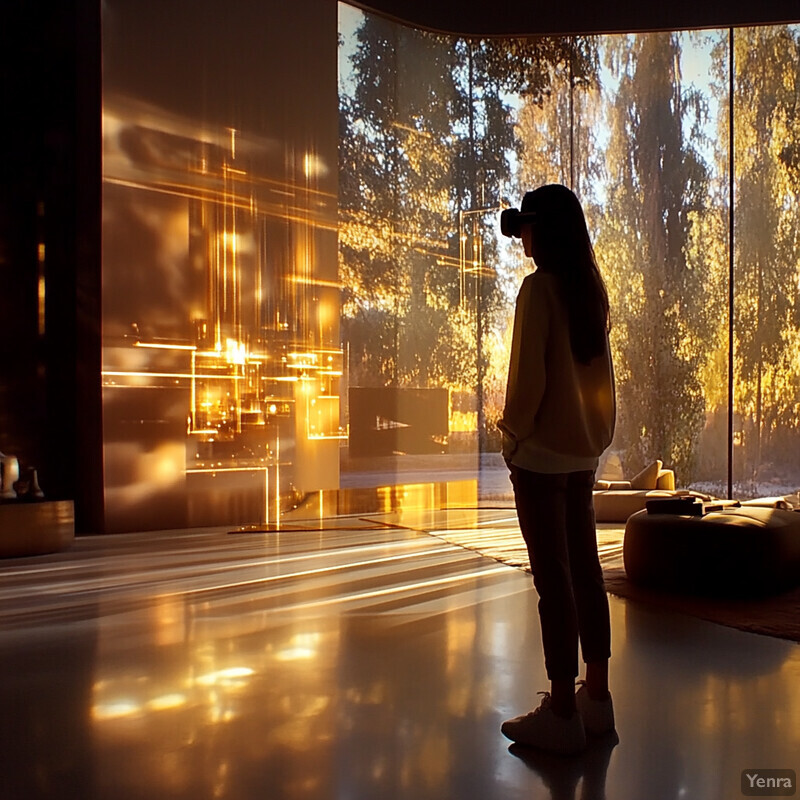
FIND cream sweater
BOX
[498,269,616,473]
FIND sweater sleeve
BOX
[498,276,548,459]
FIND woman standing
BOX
[498,184,616,755]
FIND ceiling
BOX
[346,0,800,36]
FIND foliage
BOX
[339,16,590,447]
[339,12,800,485]
[594,33,716,482]
[729,26,800,484]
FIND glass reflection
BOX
[102,96,343,532]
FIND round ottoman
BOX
[623,505,800,596]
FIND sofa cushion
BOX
[629,460,663,490]
[655,469,676,491]
[593,489,674,523]
[593,479,632,491]
[741,496,795,510]
[593,487,712,523]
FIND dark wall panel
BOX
[0,0,102,532]
[350,0,800,36]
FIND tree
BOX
[596,32,717,483]
[497,36,603,445]
[339,18,461,394]
[729,25,800,489]
[339,17,588,450]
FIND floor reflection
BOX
[0,514,798,799]
[509,731,619,800]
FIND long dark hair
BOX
[521,184,610,364]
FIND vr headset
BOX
[500,207,537,239]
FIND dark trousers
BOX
[509,464,611,680]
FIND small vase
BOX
[0,453,20,499]
[27,468,45,499]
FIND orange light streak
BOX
[102,371,245,380]
[289,276,343,289]
[186,467,269,474]
[133,342,197,351]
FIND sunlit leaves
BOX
[479,36,598,101]
[595,32,712,482]
[731,26,800,482]
[339,12,528,442]
[339,13,800,482]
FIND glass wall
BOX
[338,9,510,496]
[732,26,800,498]
[339,8,800,500]
[101,0,340,532]
[101,5,800,532]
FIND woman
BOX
[498,184,616,755]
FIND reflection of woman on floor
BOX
[498,184,617,755]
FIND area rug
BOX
[422,512,800,644]
[601,567,800,643]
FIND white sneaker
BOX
[501,693,587,755]
[575,681,615,736]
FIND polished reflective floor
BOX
[1,509,799,799]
